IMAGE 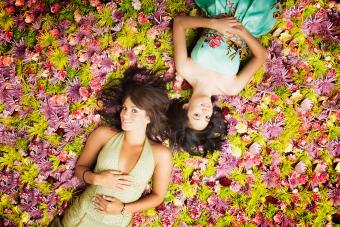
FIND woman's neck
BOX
[192,82,213,98]
[124,130,147,146]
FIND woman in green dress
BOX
[168,0,280,156]
[51,68,172,227]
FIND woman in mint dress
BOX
[168,0,280,155]
[50,68,172,226]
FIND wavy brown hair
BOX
[97,67,170,142]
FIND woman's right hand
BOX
[94,170,133,190]
[211,17,246,36]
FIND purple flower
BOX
[0,166,20,195]
[112,10,124,21]
[261,120,284,140]
[155,203,181,227]
[328,138,340,157]
[100,56,115,72]
[185,197,205,220]
[263,166,281,188]
[216,142,239,177]
[306,142,320,158]
[329,188,340,206]
[19,186,41,211]
[66,78,82,102]
[63,119,82,141]
[13,39,27,58]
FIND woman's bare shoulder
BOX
[150,143,173,164]
[89,126,118,145]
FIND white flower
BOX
[132,0,141,10]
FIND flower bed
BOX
[0,0,339,226]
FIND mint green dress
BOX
[51,132,154,227]
[191,0,280,76]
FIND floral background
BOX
[0,0,339,226]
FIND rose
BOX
[79,87,90,100]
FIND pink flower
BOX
[50,95,68,106]
[285,19,294,29]
[137,12,149,24]
[147,27,160,39]
[295,161,307,174]
[79,87,90,100]
[50,3,61,14]
[206,35,222,48]
[249,142,262,155]
[300,98,313,112]
[171,168,184,184]
[146,55,156,64]
[230,181,242,192]
[273,212,283,224]
[90,79,102,92]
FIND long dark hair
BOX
[167,99,228,156]
[97,67,169,143]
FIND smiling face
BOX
[186,95,213,130]
[120,97,150,132]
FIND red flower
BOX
[137,12,149,24]
[51,3,61,14]
[181,80,192,90]
[146,55,156,64]
[222,107,229,117]
[5,6,15,15]
[49,29,60,37]
[285,19,294,29]
[219,177,231,186]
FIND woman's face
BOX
[120,97,150,132]
[186,95,213,130]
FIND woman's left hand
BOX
[211,17,246,36]
[93,195,124,214]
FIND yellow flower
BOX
[236,121,247,134]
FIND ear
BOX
[146,116,151,124]
[183,103,189,110]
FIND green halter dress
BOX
[53,132,154,227]
[191,0,280,76]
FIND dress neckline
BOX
[116,132,149,175]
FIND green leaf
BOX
[49,48,68,70]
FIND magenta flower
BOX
[261,120,284,140]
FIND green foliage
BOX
[165,0,191,17]
[49,48,68,70]
[19,160,39,185]
[302,5,318,19]
[26,111,49,139]
[63,136,85,155]
[140,0,156,14]
[96,7,114,27]
[78,63,93,87]
[38,32,58,48]
[263,204,279,220]
[59,7,74,21]
[99,32,113,49]
[0,102,4,113]
[246,181,268,216]
[0,10,14,31]
[56,187,75,202]
[25,31,37,48]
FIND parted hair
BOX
[167,99,228,156]
[97,67,170,143]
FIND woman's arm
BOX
[215,18,268,95]
[93,145,173,214]
[75,126,132,189]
